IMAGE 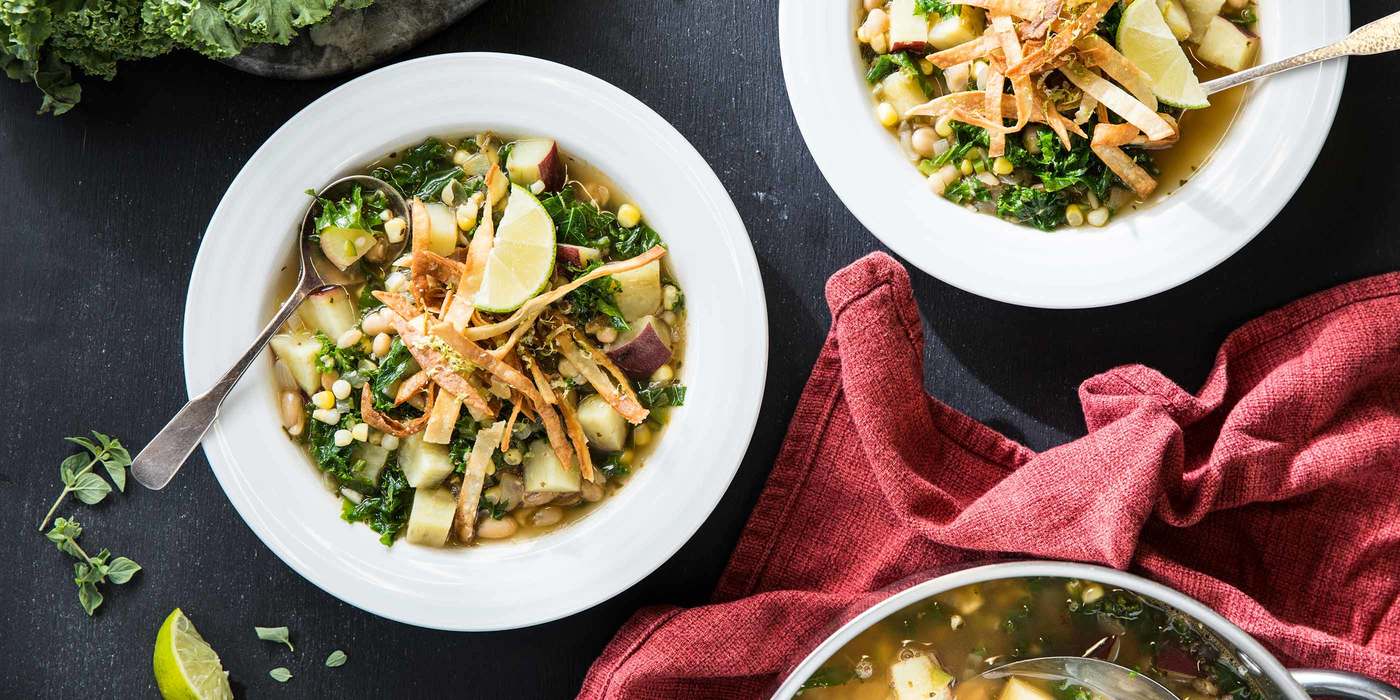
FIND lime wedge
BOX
[153,609,234,700]
[475,184,557,313]
[1117,0,1209,110]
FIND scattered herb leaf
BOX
[325,650,348,668]
[44,517,140,615]
[255,626,294,651]
[269,667,293,683]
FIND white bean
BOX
[476,517,519,539]
[530,506,564,528]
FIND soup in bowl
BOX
[775,562,1399,700]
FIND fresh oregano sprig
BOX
[44,517,141,615]
[39,432,132,530]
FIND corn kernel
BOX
[919,58,935,75]
[351,423,369,442]
[455,204,478,231]
[312,390,335,410]
[632,424,653,447]
[331,379,352,400]
[876,101,899,127]
[992,157,1015,176]
[1087,207,1110,227]
[959,159,974,176]
[935,116,954,138]
[384,216,406,243]
[651,365,674,382]
[381,435,400,451]
[312,408,340,425]
[1065,204,1086,227]
[333,429,353,447]
[617,203,642,228]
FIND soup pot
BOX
[773,561,1400,700]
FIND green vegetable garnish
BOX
[44,517,141,615]
[325,650,348,668]
[39,431,131,530]
[254,625,294,651]
[996,185,1067,232]
[539,187,662,260]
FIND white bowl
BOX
[183,53,767,630]
[780,2,1348,308]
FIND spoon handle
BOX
[1202,9,1400,95]
[131,280,318,490]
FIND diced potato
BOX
[397,433,455,488]
[576,394,628,452]
[888,0,931,51]
[405,486,456,546]
[423,202,458,256]
[947,586,984,615]
[298,287,357,340]
[611,259,662,322]
[880,71,927,120]
[928,8,985,51]
[523,439,581,493]
[1157,0,1193,41]
[352,443,391,485]
[998,678,1055,700]
[890,654,954,700]
[319,226,376,270]
[269,332,322,395]
[1180,0,1225,42]
[1196,15,1258,71]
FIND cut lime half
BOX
[153,609,234,700]
[475,184,558,313]
[1117,0,1210,110]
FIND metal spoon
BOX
[979,657,1180,700]
[1202,9,1400,95]
[131,175,408,490]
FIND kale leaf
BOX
[370,337,414,410]
[313,332,367,376]
[598,452,630,482]
[996,185,1067,231]
[635,381,687,409]
[944,176,993,205]
[914,0,958,17]
[865,52,935,98]
[341,459,412,546]
[371,138,463,200]
[929,121,991,169]
[311,185,387,234]
[565,261,629,331]
[305,407,367,487]
[539,188,663,260]
[797,665,858,694]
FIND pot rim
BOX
[771,560,1308,700]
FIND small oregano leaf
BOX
[269,667,292,683]
[325,650,347,668]
[255,626,294,651]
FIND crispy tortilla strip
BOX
[394,370,429,406]
[906,91,1044,124]
[525,356,558,405]
[500,400,523,452]
[1090,121,1141,148]
[422,392,461,444]
[1074,90,1099,125]
[408,198,437,308]
[485,164,509,211]
[984,64,1007,157]
[1009,74,1035,132]
[927,35,999,69]
[555,332,649,425]
[991,14,1025,69]
[1061,63,1174,141]
[360,383,434,438]
[556,393,595,482]
[464,246,667,342]
[1091,138,1158,199]
[534,399,577,476]
[1018,0,1061,40]
[1076,35,1158,113]
[429,322,542,406]
[373,290,417,320]
[443,187,495,332]
[452,421,504,543]
[412,251,465,283]
[576,332,650,420]
[375,305,494,418]
[952,0,1045,20]
[1007,0,1116,78]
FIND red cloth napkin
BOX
[579,253,1400,699]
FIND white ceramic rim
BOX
[779,1,1349,308]
[771,560,1308,699]
[183,53,767,631]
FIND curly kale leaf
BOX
[565,261,628,331]
[539,188,663,260]
[371,137,464,200]
[341,458,412,545]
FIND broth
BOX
[796,577,1278,700]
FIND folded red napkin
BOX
[579,253,1400,699]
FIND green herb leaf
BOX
[255,625,295,651]
[798,665,858,693]
[70,472,112,505]
[325,650,348,668]
[635,382,687,409]
[104,557,141,584]
[996,185,1067,232]
[565,261,629,331]
[371,138,463,200]
[269,667,293,683]
[913,0,957,17]
[77,582,103,616]
[59,453,86,486]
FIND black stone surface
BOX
[1,0,1397,697]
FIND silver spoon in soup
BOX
[970,656,1180,700]
[130,175,409,490]
[1202,9,1400,95]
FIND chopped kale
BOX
[1097,0,1125,41]
[929,121,991,168]
[996,185,1067,231]
[797,665,858,694]
[311,184,387,235]
[539,188,663,259]
[635,381,687,409]
[865,52,936,98]
[944,176,994,205]
[306,407,367,488]
[313,332,367,376]
[372,137,464,200]
[914,0,958,17]
[598,452,630,482]
[341,459,412,546]
[370,338,415,410]
[565,261,629,331]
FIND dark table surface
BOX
[3,0,1398,696]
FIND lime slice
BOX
[153,609,234,700]
[475,184,557,313]
[1117,0,1209,110]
